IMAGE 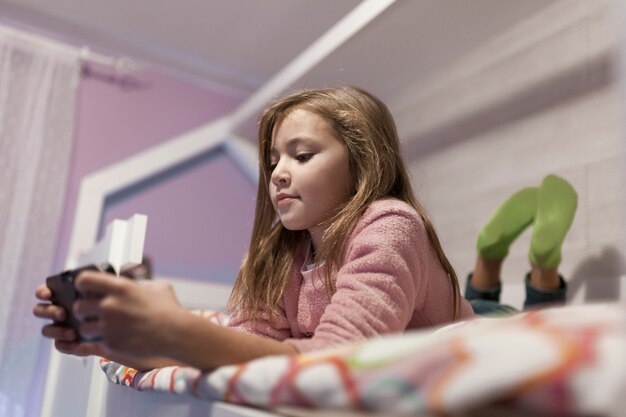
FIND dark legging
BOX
[465,272,567,316]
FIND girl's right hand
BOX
[33,284,105,357]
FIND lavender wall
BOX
[56,66,257,284]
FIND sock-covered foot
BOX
[476,187,538,259]
[529,175,578,268]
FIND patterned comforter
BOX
[101,302,625,416]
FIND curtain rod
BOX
[79,46,149,90]
[78,46,139,75]
[0,24,139,74]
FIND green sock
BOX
[476,187,538,260]
[529,175,578,268]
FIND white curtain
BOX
[0,25,80,417]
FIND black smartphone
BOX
[46,265,101,342]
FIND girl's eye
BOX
[268,162,277,172]
[296,153,312,163]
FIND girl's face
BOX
[269,109,352,249]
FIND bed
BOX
[100,302,625,417]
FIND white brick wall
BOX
[399,0,625,307]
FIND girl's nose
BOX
[271,163,290,186]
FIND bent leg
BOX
[466,259,519,316]
[524,175,576,309]
[523,266,567,309]
[468,187,537,303]
[477,187,537,260]
[465,258,502,301]
[529,175,577,268]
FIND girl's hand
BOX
[73,271,185,359]
[33,284,105,357]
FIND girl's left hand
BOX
[74,271,185,359]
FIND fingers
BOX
[75,271,125,296]
[37,272,115,357]
[41,310,103,344]
[42,323,76,342]
[55,340,81,354]
[78,320,101,342]
[54,340,102,357]
[73,299,100,321]
[43,320,103,346]
[35,284,52,301]
[33,303,66,322]
[45,323,96,356]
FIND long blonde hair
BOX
[228,86,461,319]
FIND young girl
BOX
[34,86,475,371]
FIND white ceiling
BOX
[0,0,559,141]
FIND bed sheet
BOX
[100,302,625,416]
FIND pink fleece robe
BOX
[228,198,474,352]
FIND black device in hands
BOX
[45,264,108,342]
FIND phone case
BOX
[46,265,100,342]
